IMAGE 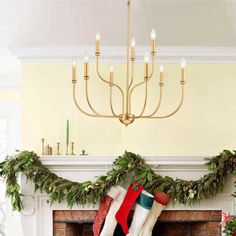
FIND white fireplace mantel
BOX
[19,155,236,236]
[40,155,208,166]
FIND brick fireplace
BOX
[53,210,222,236]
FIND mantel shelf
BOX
[40,155,209,167]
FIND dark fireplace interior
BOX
[53,210,222,236]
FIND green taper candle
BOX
[66,120,69,144]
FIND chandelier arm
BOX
[73,84,98,117]
[85,80,119,118]
[96,57,123,91]
[128,60,134,90]
[145,86,163,117]
[113,85,125,114]
[96,56,125,113]
[140,84,185,119]
[129,80,146,114]
[136,80,148,118]
[148,55,155,80]
[109,86,118,116]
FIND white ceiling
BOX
[1,0,236,47]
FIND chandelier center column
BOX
[126,0,131,115]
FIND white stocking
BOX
[127,190,154,236]
[139,201,165,236]
[100,186,126,236]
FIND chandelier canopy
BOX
[71,0,186,126]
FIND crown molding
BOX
[9,46,236,64]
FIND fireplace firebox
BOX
[53,210,222,236]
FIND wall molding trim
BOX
[9,46,236,64]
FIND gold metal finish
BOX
[131,47,135,61]
[96,41,100,56]
[151,40,156,55]
[146,86,163,117]
[71,0,186,126]
[181,68,185,81]
[41,138,45,155]
[119,113,135,126]
[56,142,60,155]
[141,84,185,119]
[71,142,75,155]
[125,0,131,115]
[145,63,149,80]
[160,72,164,84]
[110,87,117,116]
[84,62,89,78]
[45,144,52,155]
[136,81,148,118]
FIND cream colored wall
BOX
[0,90,20,101]
[21,62,236,156]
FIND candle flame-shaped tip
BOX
[159,64,164,73]
[96,31,101,41]
[181,58,186,68]
[144,52,150,63]
[150,29,156,40]
[110,65,114,73]
[131,37,136,48]
[84,52,89,63]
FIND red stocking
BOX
[115,182,143,234]
[93,195,113,236]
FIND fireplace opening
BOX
[53,210,222,236]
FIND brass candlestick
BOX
[80,149,87,156]
[41,138,45,155]
[46,144,49,155]
[70,142,75,155]
[49,146,52,155]
[45,144,53,155]
[56,142,60,155]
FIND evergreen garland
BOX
[0,150,235,211]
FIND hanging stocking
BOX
[100,186,127,236]
[115,182,144,234]
[139,191,171,236]
[93,186,120,236]
[127,190,154,236]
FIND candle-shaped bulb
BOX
[110,65,114,85]
[131,37,136,48]
[72,60,76,81]
[159,64,164,84]
[144,52,150,64]
[110,65,114,73]
[181,58,186,68]
[181,58,185,82]
[160,64,164,73]
[84,52,89,63]
[84,52,89,78]
[131,38,136,60]
[150,29,156,40]
[95,32,101,55]
[144,53,149,79]
[96,31,101,41]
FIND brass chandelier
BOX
[71,0,186,126]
